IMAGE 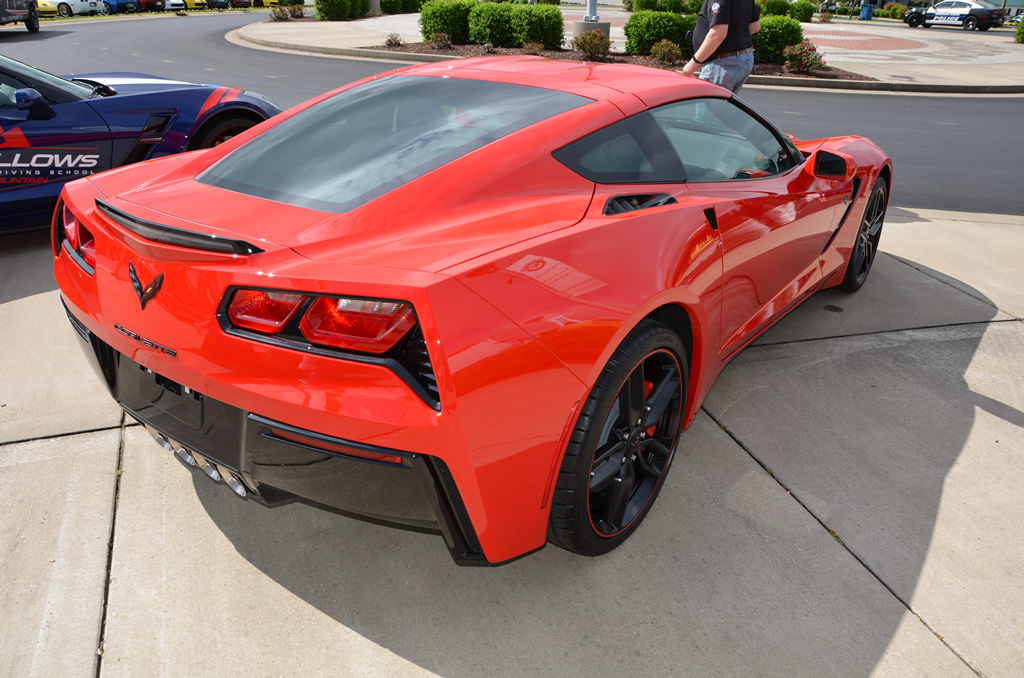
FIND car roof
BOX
[395,57,731,110]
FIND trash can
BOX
[859,0,873,19]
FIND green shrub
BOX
[315,0,350,20]
[634,0,658,9]
[380,0,401,12]
[624,10,687,54]
[661,0,683,12]
[622,0,633,11]
[889,4,906,18]
[685,0,701,14]
[788,0,815,21]
[420,0,476,43]
[650,38,683,64]
[537,0,560,4]
[360,0,370,14]
[401,0,422,12]
[836,5,850,13]
[469,2,516,46]
[872,7,886,16]
[1017,18,1024,44]
[571,28,612,58]
[509,3,564,48]
[783,39,824,71]
[752,14,802,63]
[764,0,789,15]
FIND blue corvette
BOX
[1,54,282,233]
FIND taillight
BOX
[227,289,305,333]
[300,297,416,354]
[61,203,96,271]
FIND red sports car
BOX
[53,57,892,565]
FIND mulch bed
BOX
[367,42,877,81]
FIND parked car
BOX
[0,54,281,232]
[0,0,40,31]
[36,0,58,16]
[53,57,893,565]
[53,0,99,15]
[904,0,1006,30]
[98,0,140,14]
[137,0,164,10]
[208,0,250,7]
[182,0,207,8]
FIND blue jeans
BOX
[699,50,755,94]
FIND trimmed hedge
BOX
[624,10,688,54]
[685,0,701,14]
[889,3,906,18]
[752,14,803,63]
[380,0,401,11]
[1017,17,1024,43]
[836,5,850,14]
[661,0,683,13]
[764,0,789,15]
[315,0,350,20]
[788,0,815,21]
[468,2,564,48]
[420,0,476,43]
[634,0,658,10]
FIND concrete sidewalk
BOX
[2,204,1024,675]
[233,6,1024,92]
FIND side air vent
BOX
[95,199,264,255]
[394,328,441,409]
[603,193,678,215]
[119,114,174,167]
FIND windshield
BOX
[0,54,95,102]
[198,75,591,213]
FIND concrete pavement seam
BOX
[0,423,135,449]
[94,411,127,676]
[701,406,988,677]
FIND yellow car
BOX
[37,0,60,16]
[182,0,207,7]
[252,0,279,6]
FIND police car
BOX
[904,0,1006,31]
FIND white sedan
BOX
[55,0,101,16]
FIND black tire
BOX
[840,176,887,292]
[101,1,112,13]
[548,319,687,556]
[25,6,40,30]
[58,2,72,16]
[963,15,977,30]
[907,13,921,27]
[190,115,259,149]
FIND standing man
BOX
[682,0,761,93]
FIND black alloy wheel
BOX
[841,176,887,292]
[190,116,259,149]
[549,320,687,556]
[963,15,978,29]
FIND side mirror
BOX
[15,88,55,119]
[811,149,856,182]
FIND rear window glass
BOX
[198,75,591,213]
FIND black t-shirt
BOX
[692,0,760,57]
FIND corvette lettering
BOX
[114,324,177,357]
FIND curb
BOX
[236,25,1024,94]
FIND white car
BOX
[55,0,100,15]
[166,0,185,8]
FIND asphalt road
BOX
[2,12,1021,215]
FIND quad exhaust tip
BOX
[199,461,221,482]
[225,475,247,498]
[175,447,197,467]
[147,427,246,499]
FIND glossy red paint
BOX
[53,57,892,564]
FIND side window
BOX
[934,1,954,8]
[650,98,799,183]
[0,72,29,109]
[552,112,687,184]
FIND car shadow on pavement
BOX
[0,30,76,44]
[187,252,1021,675]
[0,230,57,305]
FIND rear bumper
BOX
[65,302,491,566]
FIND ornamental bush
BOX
[752,14,803,63]
[380,0,401,12]
[788,0,815,21]
[634,0,658,10]
[873,7,886,16]
[661,0,683,13]
[624,10,688,54]
[1017,17,1024,43]
[836,5,850,13]
[401,0,423,12]
[650,38,684,64]
[469,3,516,46]
[571,28,612,58]
[686,0,702,13]
[508,3,564,48]
[754,0,766,15]
[889,4,906,19]
[420,0,476,43]
[783,39,824,72]
[764,0,789,16]
[315,0,350,20]
[537,0,561,5]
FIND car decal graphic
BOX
[83,77,196,87]
[197,86,229,119]
[0,124,104,190]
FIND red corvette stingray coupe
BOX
[54,57,892,565]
